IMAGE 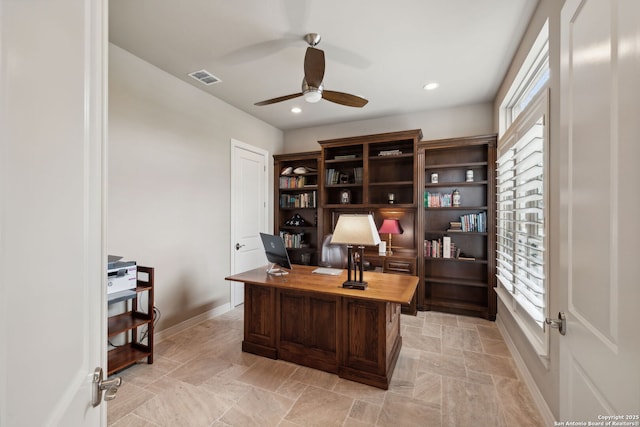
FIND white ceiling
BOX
[109,0,539,131]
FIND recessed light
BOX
[291,107,302,114]
[423,82,439,91]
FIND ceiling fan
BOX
[254,33,368,108]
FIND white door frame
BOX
[229,139,269,307]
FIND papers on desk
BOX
[312,267,343,276]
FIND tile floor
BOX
[107,307,545,426]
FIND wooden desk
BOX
[225,265,418,389]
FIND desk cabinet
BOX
[230,265,418,390]
[243,282,402,389]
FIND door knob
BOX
[545,311,567,335]
[92,367,122,407]
[235,243,245,250]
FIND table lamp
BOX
[330,214,381,290]
[378,218,403,255]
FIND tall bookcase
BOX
[272,131,496,320]
[273,151,322,266]
[319,130,422,314]
[418,135,497,320]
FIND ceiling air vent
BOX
[188,69,221,86]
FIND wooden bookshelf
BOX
[419,135,497,320]
[273,151,321,266]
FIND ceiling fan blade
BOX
[322,90,368,108]
[304,47,325,88]
[254,92,303,106]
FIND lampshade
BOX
[331,214,381,246]
[378,219,403,235]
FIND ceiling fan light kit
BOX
[302,80,322,103]
[303,90,322,103]
[255,33,368,108]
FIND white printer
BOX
[107,258,137,294]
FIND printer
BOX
[107,258,137,294]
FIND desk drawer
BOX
[383,259,415,275]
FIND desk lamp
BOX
[330,214,381,290]
[378,219,403,255]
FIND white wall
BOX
[108,44,283,331]
[493,0,565,420]
[282,102,494,151]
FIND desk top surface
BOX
[225,264,418,305]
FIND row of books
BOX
[279,191,316,208]
[325,168,363,185]
[424,237,476,260]
[458,212,486,232]
[424,236,457,258]
[424,192,453,207]
[353,167,363,184]
[279,175,315,189]
[279,231,306,249]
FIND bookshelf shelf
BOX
[424,257,488,265]
[369,181,414,187]
[424,206,488,210]
[424,180,488,188]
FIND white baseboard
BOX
[496,314,556,426]
[154,302,232,343]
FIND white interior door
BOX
[559,0,640,420]
[0,0,107,425]
[230,140,269,307]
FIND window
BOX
[496,21,550,358]
[499,20,550,136]
[511,50,549,120]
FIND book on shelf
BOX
[377,149,402,156]
[279,191,316,208]
[325,169,338,185]
[353,167,363,184]
[424,238,457,259]
[447,221,463,232]
[334,154,357,160]
[279,175,315,189]
[424,191,452,207]
[442,236,451,259]
[279,231,307,249]
[459,212,487,232]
